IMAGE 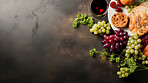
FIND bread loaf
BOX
[140,1,148,7]
[128,6,148,19]
[129,12,148,36]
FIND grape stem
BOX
[98,51,148,71]
[135,68,148,71]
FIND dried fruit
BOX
[117,1,125,7]
[116,7,123,12]
[110,1,117,8]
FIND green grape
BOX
[125,68,129,71]
[117,71,121,75]
[98,29,102,34]
[127,42,131,46]
[102,29,106,33]
[130,5,134,8]
[100,22,103,26]
[137,39,141,43]
[102,21,106,25]
[146,61,148,64]
[125,53,130,57]
[131,44,135,48]
[137,44,141,48]
[134,41,138,45]
[139,51,143,56]
[94,31,99,35]
[97,24,101,28]
[135,45,139,50]
[134,36,138,40]
[134,32,138,36]
[131,39,134,44]
[129,37,133,41]
[134,55,138,59]
[98,21,101,24]
[120,68,124,71]
[121,74,125,78]
[127,8,132,13]
[107,23,111,27]
[142,55,146,59]
[100,27,104,29]
[138,57,142,60]
[93,27,98,31]
[126,49,130,53]
[106,26,111,30]
[106,30,110,34]
[119,75,122,78]
[130,49,135,54]
[125,73,128,77]
[135,50,138,55]
[90,28,94,32]
[121,71,125,74]
[134,5,137,8]
[104,24,107,28]
[125,6,130,9]
[142,61,145,65]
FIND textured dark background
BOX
[0,0,147,83]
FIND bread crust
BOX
[129,12,148,36]
[139,1,148,7]
[111,12,128,28]
[128,6,148,19]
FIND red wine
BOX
[91,0,108,15]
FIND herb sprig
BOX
[73,14,94,28]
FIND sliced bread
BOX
[128,6,148,18]
[129,12,148,36]
[140,1,148,6]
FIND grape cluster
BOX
[90,21,111,36]
[125,2,138,13]
[102,29,128,53]
[137,50,148,65]
[125,33,142,58]
[117,67,130,78]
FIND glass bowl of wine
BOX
[90,0,109,17]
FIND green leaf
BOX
[87,17,93,20]
[100,51,108,59]
[116,57,120,62]
[77,13,81,18]
[83,14,87,18]
[88,24,94,28]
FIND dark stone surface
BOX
[0,0,147,83]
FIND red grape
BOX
[116,43,119,47]
[109,39,113,44]
[103,34,108,39]
[110,35,114,39]
[119,32,123,36]
[104,43,110,48]
[110,45,114,50]
[114,37,118,42]
[102,29,128,53]
[120,37,124,41]
[104,39,108,43]
[119,42,123,46]
[123,35,128,39]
